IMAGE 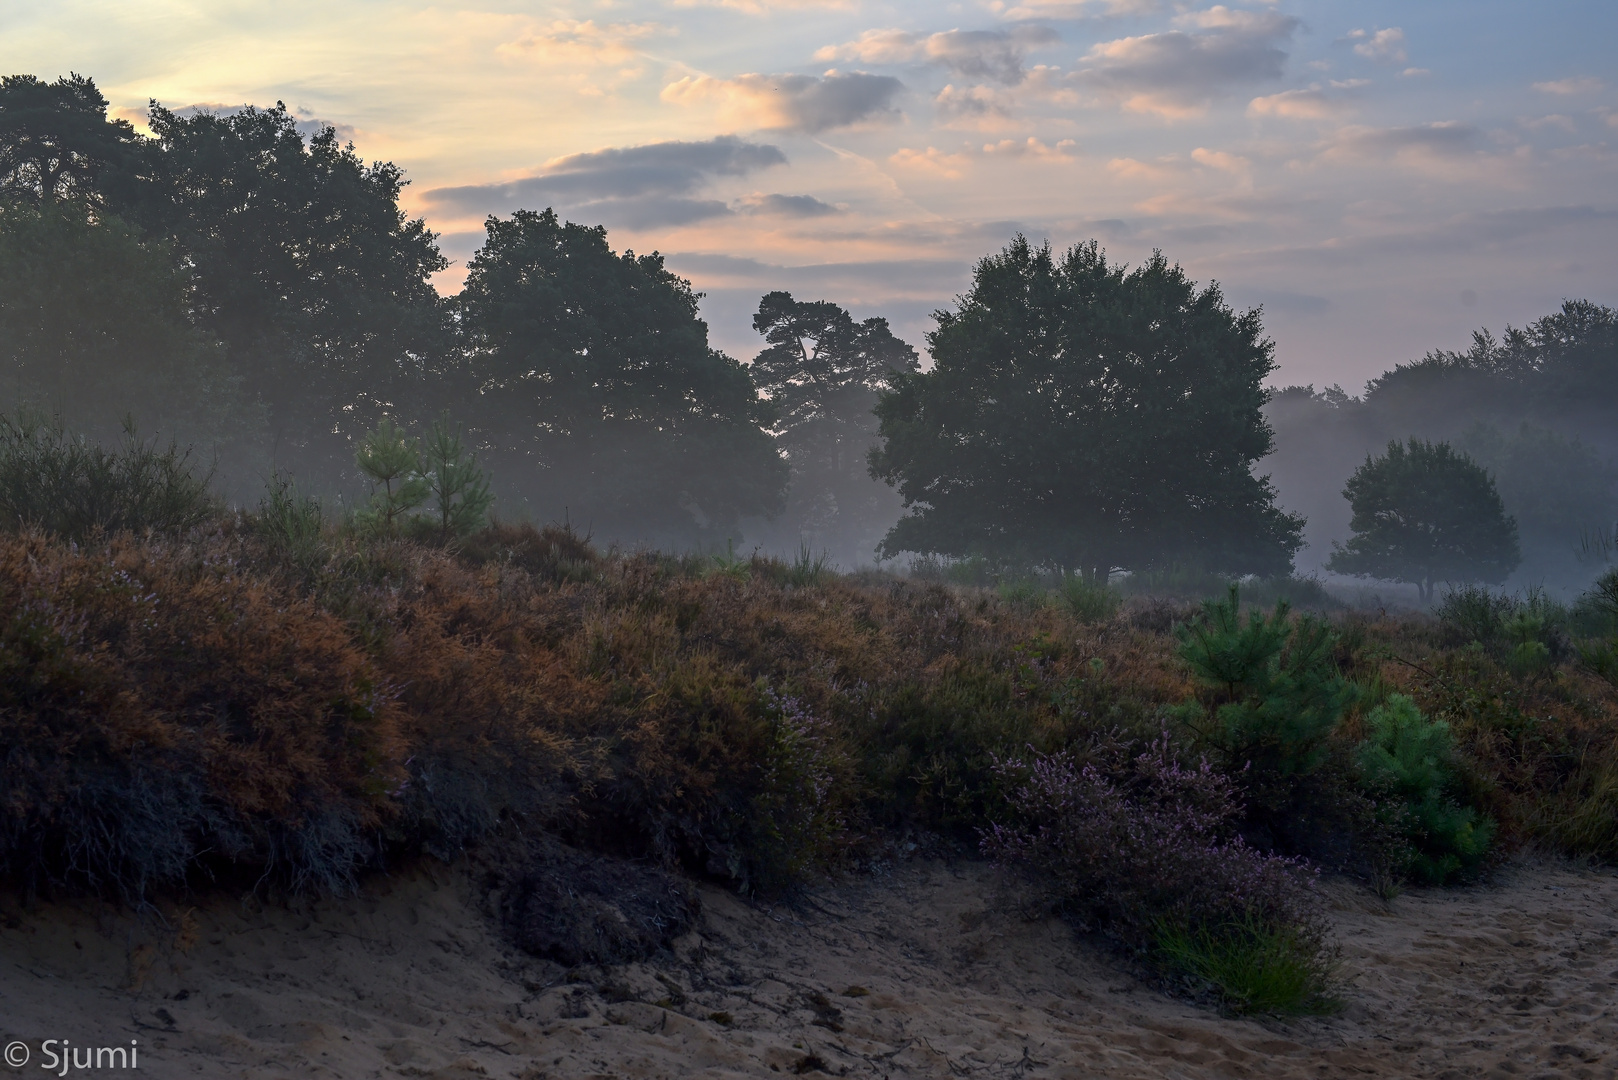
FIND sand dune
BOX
[1,857,1615,1079]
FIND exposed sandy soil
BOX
[2,857,1615,1080]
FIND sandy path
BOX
[1,858,1614,1079]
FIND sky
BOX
[5,0,1617,389]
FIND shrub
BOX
[1356,695,1495,884]
[1172,587,1358,850]
[1438,585,1569,671]
[1061,574,1120,623]
[0,530,402,899]
[0,412,217,540]
[414,414,494,543]
[354,418,428,534]
[983,735,1337,1014]
[251,474,328,581]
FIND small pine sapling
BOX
[1356,694,1494,884]
[355,418,428,534]
[418,414,493,543]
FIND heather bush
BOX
[0,530,402,899]
[983,735,1337,1014]
[1356,694,1495,883]
[0,412,217,539]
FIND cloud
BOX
[1191,146,1249,173]
[661,71,903,133]
[1533,77,1605,95]
[421,136,787,227]
[495,20,660,66]
[1324,121,1479,158]
[934,83,1016,124]
[1247,84,1357,120]
[1341,27,1407,65]
[982,136,1077,159]
[1076,7,1299,116]
[990,0,1162,18]
[814,26,1059,85]
[890,136,1076,176]
[1522,114,1576,133]
[888,145,974,178]
[739,193,842,217]
[667,0,856,11]
[1313,122,1490,176]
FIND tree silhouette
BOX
[0,74,139,208]
[1326,439,1520,601]
[459,208,786,547]
[749,291,917,561]
[870,236,1302,580]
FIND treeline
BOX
[1269,305,1618,592]
[3,73,1615,587]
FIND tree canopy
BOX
[1326,438,1520,600]
[749,291,917,562]
[459,208,787,547]
[130,102,449,480]
[870,236,1302,579]
[0,74,139,208]
[0,201,243,449]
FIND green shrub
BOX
[1356,694,1494,884]
[1438,585,1569,670]
[1173,586,1366,859]
[1175,587,1355,782]
[0,412,218,540]
[1572,568,1618,639]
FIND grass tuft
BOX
[1155,917,1341,1016]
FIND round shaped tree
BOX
[1326,439,1520,600]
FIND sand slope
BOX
[1,858,1615,1079]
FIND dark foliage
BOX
[459,208,788,548]
[127,102,450,485]
[871,236,1303,580]
[0,74,140,208]
[983,736,1338,1013]
[1328,439,1520,601]
[0,413,219,540]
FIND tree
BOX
[130,102,449,483]
[0,200,248,453]
[870,236,1302,580]
[0,74,140,208]
[459,209,787,547]
[1326,439,1520,600]
[749,291,917,562]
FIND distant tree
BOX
[0,201,247,451]
[870,236,1303,581]
[130,102,449,482]
[750,291,917,561]
[459,209,787,547]
[1326,439,1520,601]
[0,74,140,208]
